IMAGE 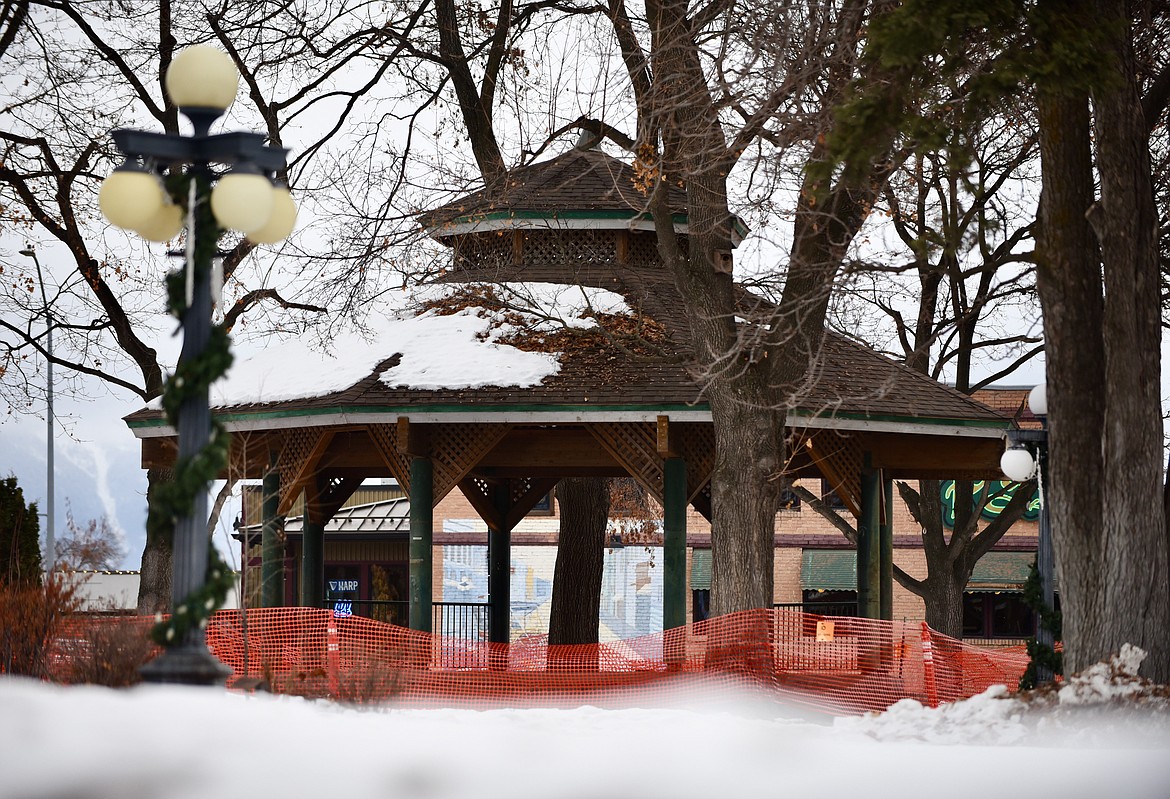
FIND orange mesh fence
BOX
[42,608,1030,714]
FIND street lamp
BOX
[19,247,54,572]
[1000,382,1055,683]
[100,45,297,684]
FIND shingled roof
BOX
[125,150,1008,437]
[418,147,686,232]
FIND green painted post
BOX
[488,481,511,645]
[857,455,881,619]
[261,461,283,608]
[880,475,894,621]
[663,457,687,630]
[409,457,434,632]
[301,516,324,609]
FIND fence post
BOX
[920,621,938,708]
[327,615,340,698]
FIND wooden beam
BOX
[458,477,505,531]
[656,415,678,458]
[277,429,337,517]
[512,230,524,265]
[802,432,862,517]
[141,437,178,470]
[504,477,560,530]
[589,422,664,504]
[396,416,429,457]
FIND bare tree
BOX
[832,0,1170,680]
[55,506,126,571]
[0,1,401,611]
[812,118,1042,637]
[593,0,899,616]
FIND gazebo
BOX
[126,143,1010,642]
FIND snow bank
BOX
[2,672,1169,799]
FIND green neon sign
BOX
[940,480,1040,528]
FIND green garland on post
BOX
[1019,557,1062,690]
[148,171,236,647]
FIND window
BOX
[962,591,1035,638]
[528,490,554,516]
[820,479,846,510]
[801,589,858,617]
[692,589,711,622]
[779,484,801,511]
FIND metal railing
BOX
[773,601,859,617]
[432,601,490,669]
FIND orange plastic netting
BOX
[45,609,1029,714]
[136,609,1033,712]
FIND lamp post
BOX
[1000,383,1055,684]
[19,247,54,572]
[99,46,296,685]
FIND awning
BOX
[691,549,711,590]
[968,551,1035,593]
[801,550,857,591]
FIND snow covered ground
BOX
[2,647,1169,799]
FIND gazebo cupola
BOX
[418,144,748,280]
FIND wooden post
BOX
[880,475,894,621]
[488,481,511,646]
[663,457,687,630]
[409,456,434,632]
[261,456,283,608]
[857,454,881,619]
[300,477,325,609]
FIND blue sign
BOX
[332,601,353,618]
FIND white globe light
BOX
[99,165,165,230]
[211,168,273,233]
[165,46,238,111]
[245,185,297,244]
[1001,447,1036,482]
[1028,383,1048,417]
[134,202,185,242]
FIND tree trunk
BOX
[921,574,965,640]
[136,467,173,614]
[1086,1,1169,680]
[708,387,784,616]
[548,477,609,648]
[1035,1,1170,682]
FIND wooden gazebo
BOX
[126,144,1010,640]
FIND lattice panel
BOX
[510,477,535,506]
[590,423,664,503]
[430,424,513,504]
[627,232,661,269]
[369,424,413,495]
[453,233,512,270]
[523,229,617,266]
[805,431,863,516]
[273,428,331,515]
[677,423,716,505]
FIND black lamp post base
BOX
[140,644,233,686]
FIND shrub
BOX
[64,616,158,687]
[0,572,81,678]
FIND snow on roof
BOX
[210,282,630,407]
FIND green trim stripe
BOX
[127,402,1006,430]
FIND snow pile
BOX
[1,673,1169,799]
[839,644,1170,749]
[210,282,630,405]
[836,684,1029,745]
[1057,643,1157,707]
